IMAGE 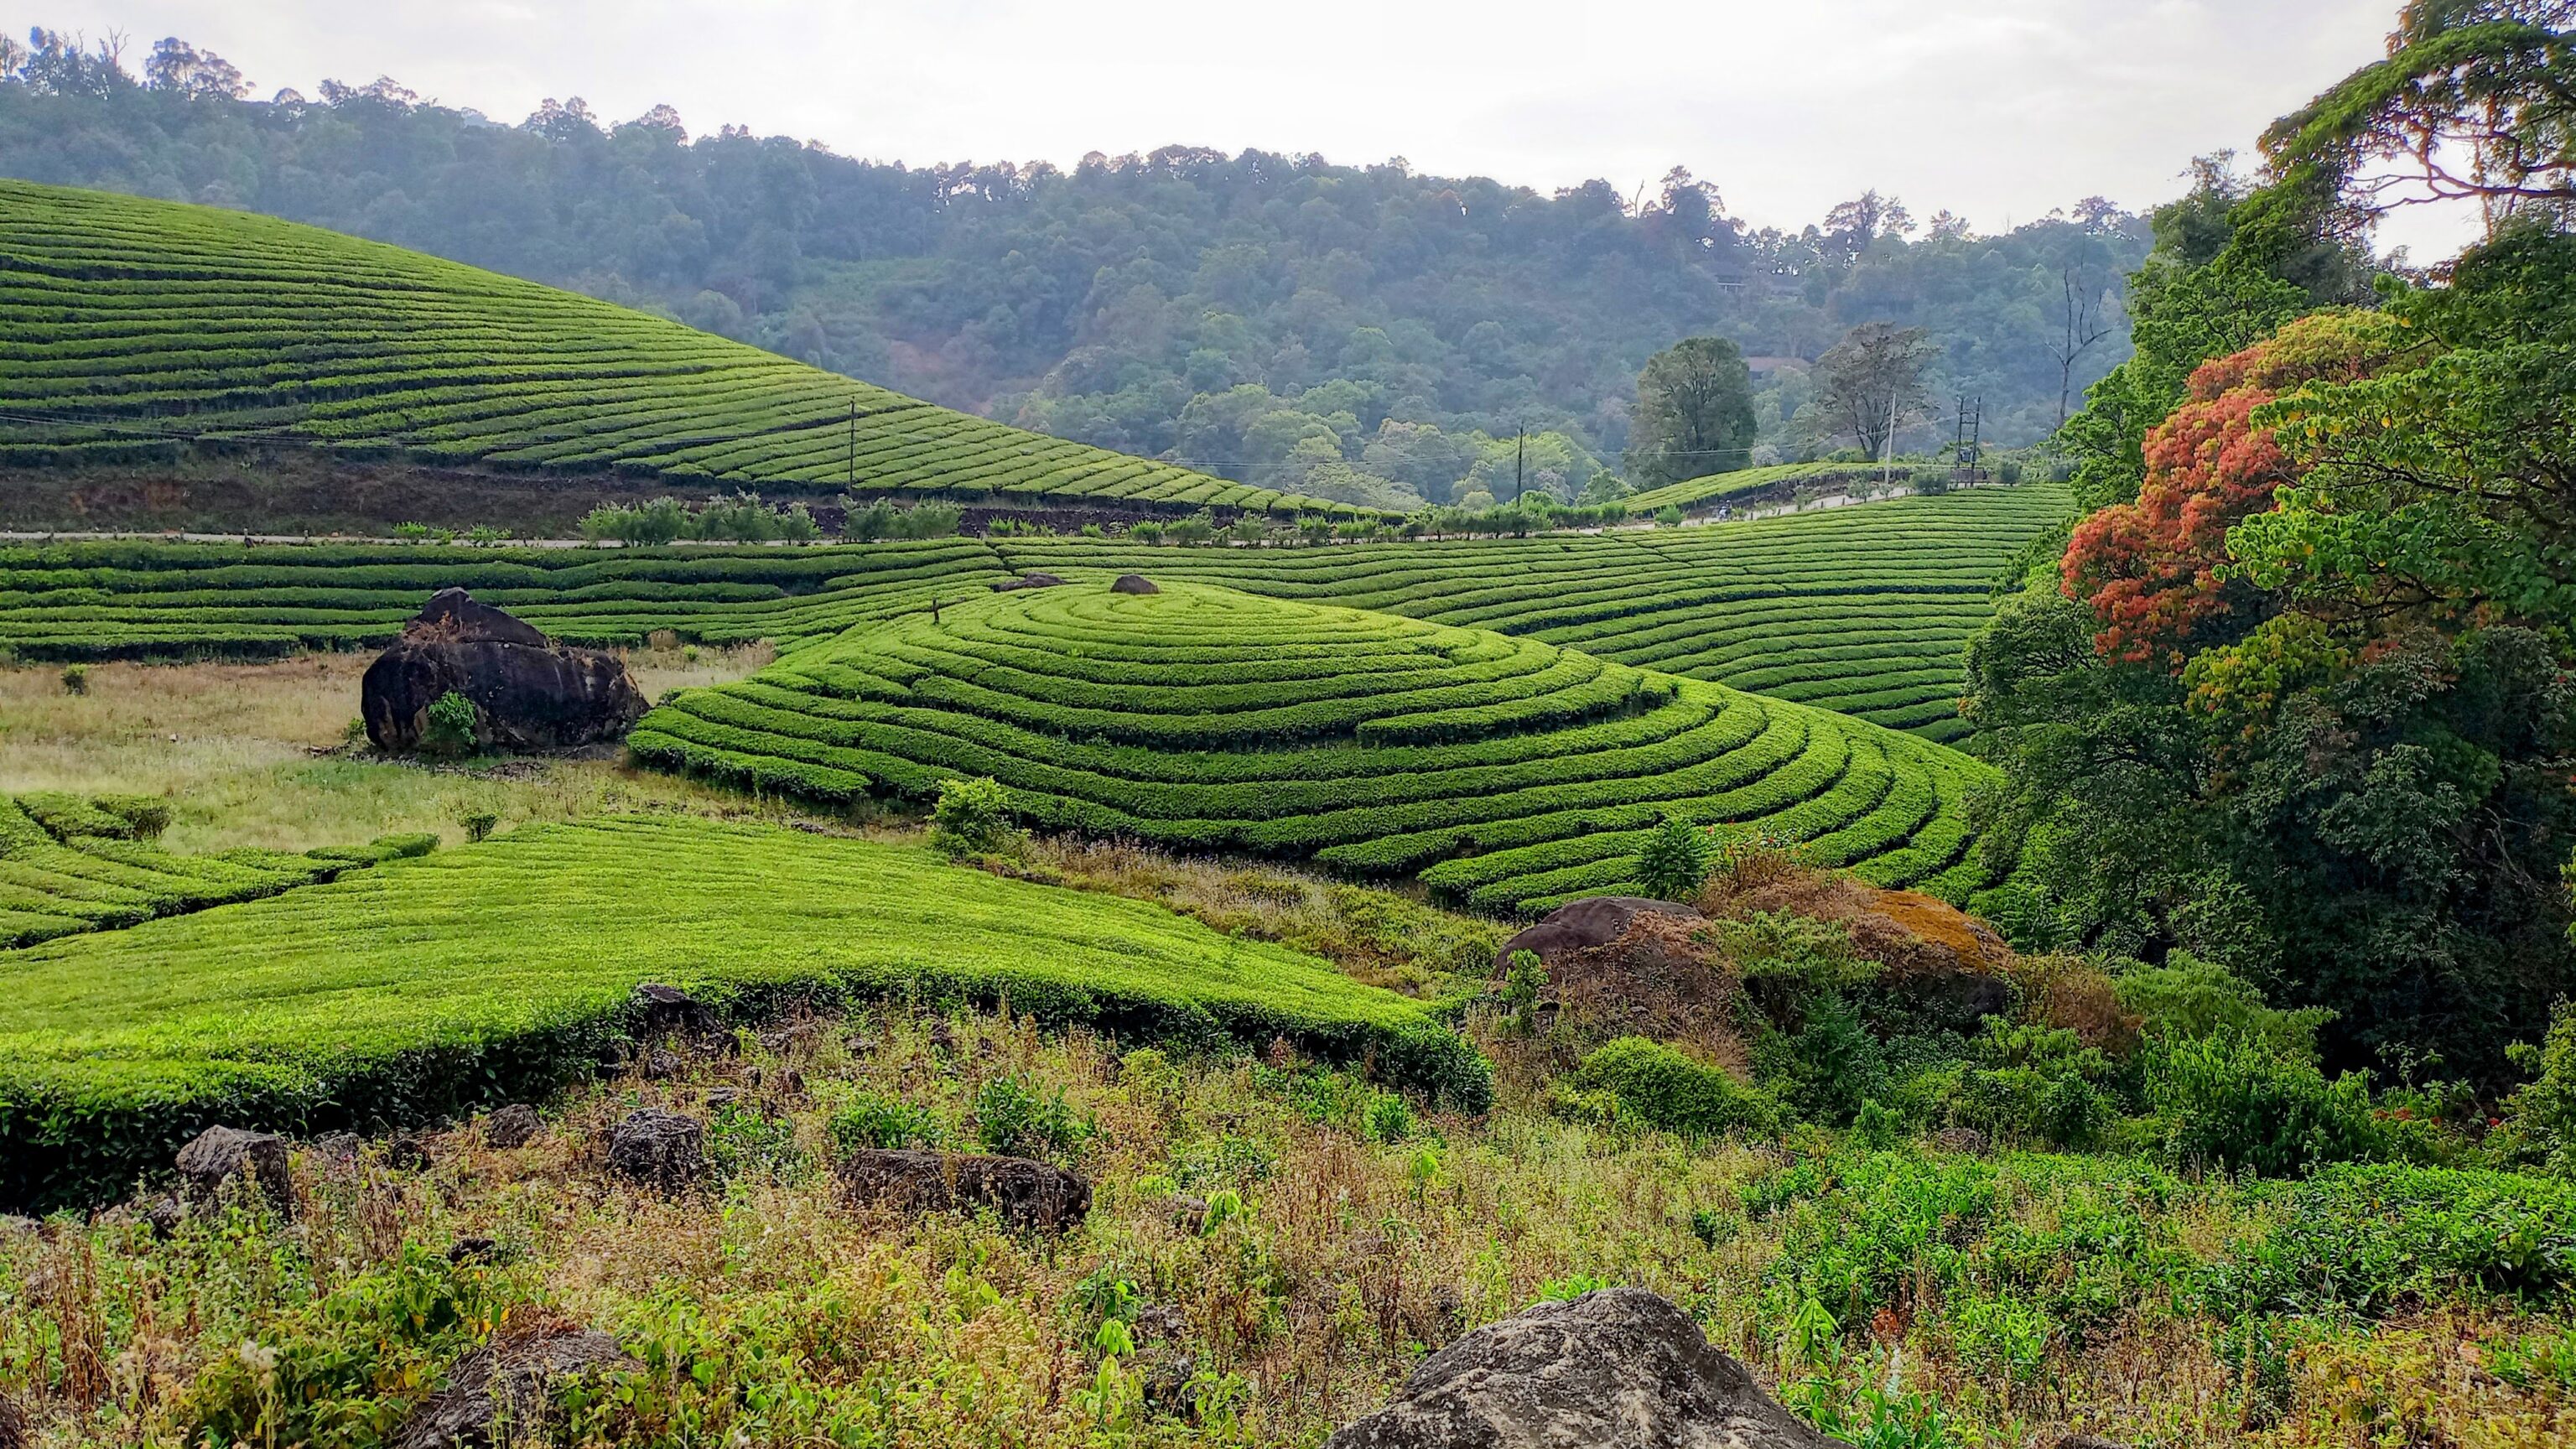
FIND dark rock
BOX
[1324,1285,1843,1448]
[837,1148,1090,1233]
[312,1131,363,1160]
[175,1125,294,1213]
[384,1135,434,1171]
[605,1109,704,1193]
[992,571,1067,592]
[1137,1348,1198,1415]
[0,1389,25,1449]
[1109,574,1159,595]
[927,1018,957,1054]
[141,1194,187,1239]
[634,982,721,1041]
[361,588,646,754]
[641,1048,688,1080]
[704,1088,743,1110]
[2052,1437,2131,1449]
[594,1038,635,1072]
[1166,1194,1209,1232]
[758,1021,824,1056]
[391,1321,638,1449]
[1493,896,1706,974]
[447,1235,500,1265]
[480,1104,542,1150]
[1931,1126,1989,1155]
[0,1214,39,1238]
[1131,1302,1188,1344]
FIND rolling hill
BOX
[629,580,2022,916]
[0,484,2068,740]
[0,181,1360,516]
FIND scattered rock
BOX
[633,982,721,1041]
[361,588,647,754]
[1130,1302,1189,1343]
[1324,1286,1843,1448]
[384,1135,434,1171]
[1137,1347,1199,1415]
[480,1104,543,1150]
[1166,1194,1209,1232]
[757,1021,824,1056]
[641,1048,688,1080]
[1109,574,1159,595]
[0,1214,39,1239]
[927,1018,957,1054]
[447,1235,500,1265]
[992,571,1067,592]
[175,1125,294,1213]
[605,1109,705,1193]
[1493,896,1706,974]
[312,1131,363,1161]
[704,1088,744,1110]
[391,1318,639,1449]
[0,1389,26,1449]
[1931,1126,1989,1155]
[1707,870,2016,1031]
[836,1149,1091,1233]
[2052,1436,2130,1449]
[141,1194,187,1239]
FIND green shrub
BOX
[1127,521,1166,545]
[1501,948,1547,1036]
[58,662,87,694]
[1655,505,1685,527]
[2500,1000,2576,1176]
[419,690,479,756]
[974,1075,1093,1163]
[828,1091,946,1153]
[2116,953,2329,1057]
[1365,1092,1416,1144]
[1945,1020,2116,1150]
[1168,512,1217,546]
[92,793,170,839]
[1636,816,1714,901]
[930,776,1020,859]
[1576,1036,1779,1138]
[580,497,688,546]
[1996,459,2025,486]
[2143,1028,2388,1176]
[458,811,500,844]
[706,1101,802,1178]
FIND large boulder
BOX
[392,1319,638,1449]
[1326,1286,1844,1448]
[1493,896,1706,974]
[837,1148,1091,1233]
[361,589,646,754]
[174,1125,294,1214]
[1109,574,1159,595]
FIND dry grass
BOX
[0,647,782,852]
[4,1003,2571,1448]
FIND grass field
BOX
[0,813,1481,1209]
[631,581,2018,915]
[0,181,1362,517]
[0,483,2070,740]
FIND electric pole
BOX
[847,401,857,491]
[1514,426,1526,505]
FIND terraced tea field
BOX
[0,813,1474,1210]
[1620,459,1891,514]
[0,791,433,948]
[0,181,1355,516]
[0,485,2068,740]
[631,582,2018,916]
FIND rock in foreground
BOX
[837,1148,1091,1233]
[1326,1286,1844,1448]
[361,588,646,753]
[604,1109,704,1193]
[174,1125,293,1213]
[1110,573,1159,595]
[392,1319,637,1449]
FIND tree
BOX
[1813,322,1937,460]
[1622,336,1757,486]
[141,37,245,98]
[2263,1,2576,236]
[2046,256,2120,428]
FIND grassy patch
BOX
[0,815,1484,1209]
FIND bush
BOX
[1576,1036,1779,1138]
[1945,1020,2117,1150]
[458,811,500,844]
[930,776,1020,859]
[1168,512,1217,546]
[2144,1028,2388,1176]
[419,690,479,756]
[93,793,171,839]
[2499,1000,2576,1176]
[828,1091,944,1153]
[1909,467,1950,496]
[1127,521,1166,545]
[1365,1092,1416,1143]
[1636,816,1714,901]
[1996,459,2025,486]
[974,1074,1093,1162]
[580,496,688,545]
[1655,505,1685,527]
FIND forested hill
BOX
[0,31,2150,504]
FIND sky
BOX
[29,0,2489,258]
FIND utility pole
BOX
[1514,426,1526,505]
[1881,393,1898,491]
[1952,396,1983,483]
[847,401,857,491]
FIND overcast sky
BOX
[29,0,2485,257]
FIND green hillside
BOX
[631,581,2019,916]
[0,484,2068,740]
[0,792,432,948]
[0,181,1357,516]
[0,813,1476,1209]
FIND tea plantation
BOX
[0,813,1477,1210]
[0,181,1358,516]
[0,484,2068,740]
[631,582,2019,914]
[0,791,433,948]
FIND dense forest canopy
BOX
[0,28,2153,506]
